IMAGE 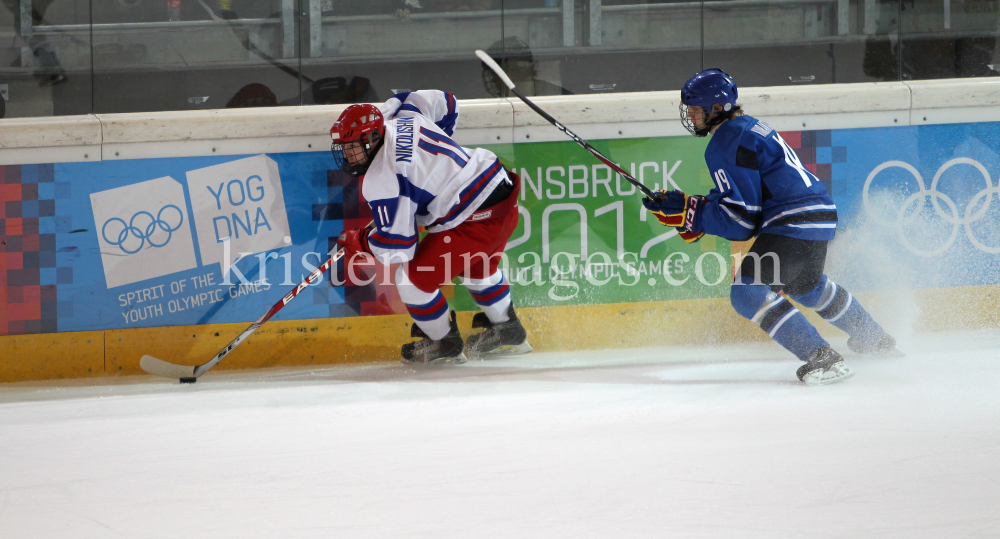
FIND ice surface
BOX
[2,330,999,539]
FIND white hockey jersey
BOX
[362,90,509,263]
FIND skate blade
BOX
[802,365,855,386]
[400,352,468,366]
[470,340,533,359]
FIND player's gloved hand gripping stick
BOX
[475,49,665,202]
[641,190,706,243]
[140,248,347,383]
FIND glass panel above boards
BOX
[3,0,997,118]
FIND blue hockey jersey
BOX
[691,114,837,241]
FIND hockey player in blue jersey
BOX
[643,68,899,385]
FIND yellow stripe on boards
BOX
[1,285,997,383]
[0,331,104,383]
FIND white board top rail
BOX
[1,77,997,164]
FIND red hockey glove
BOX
[338,222,375,259]
[642,190,704,237]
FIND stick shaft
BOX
[509,86,655,198]
[193,249,344,377]
[141,249,345,380]
[476,49,656,198]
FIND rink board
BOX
[2,284,997,382]
[2,80,1000,382]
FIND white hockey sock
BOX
[396,266,451,340]
[462,270,511,324]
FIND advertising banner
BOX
[465,135,730,311]
[1,122,998,337]
[818,124,1000,291]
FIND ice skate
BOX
[401,311,467,365]
[847,332,904,357]
[465,304,533,359]
[797,345,854,386]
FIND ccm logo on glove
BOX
[642,190,705,243]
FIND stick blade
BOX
[140,355,198,380]
[475,49,517,91]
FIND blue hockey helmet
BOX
[680,68,738,136]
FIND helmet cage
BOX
[330,104,385,176]
[679,102,738,137]
[331,129,382,176]
[680,103,711,137]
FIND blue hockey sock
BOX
[790,275,886,348]
[731,278,828,361]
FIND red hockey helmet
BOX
[330,104,385,176]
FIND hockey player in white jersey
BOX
[331,90,532,364]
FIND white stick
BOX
[475,49,517,91]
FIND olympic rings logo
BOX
[102,205,185,254]
[863,158,1000,256]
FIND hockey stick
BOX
[475,49,662,200]
[140,248,346,383]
